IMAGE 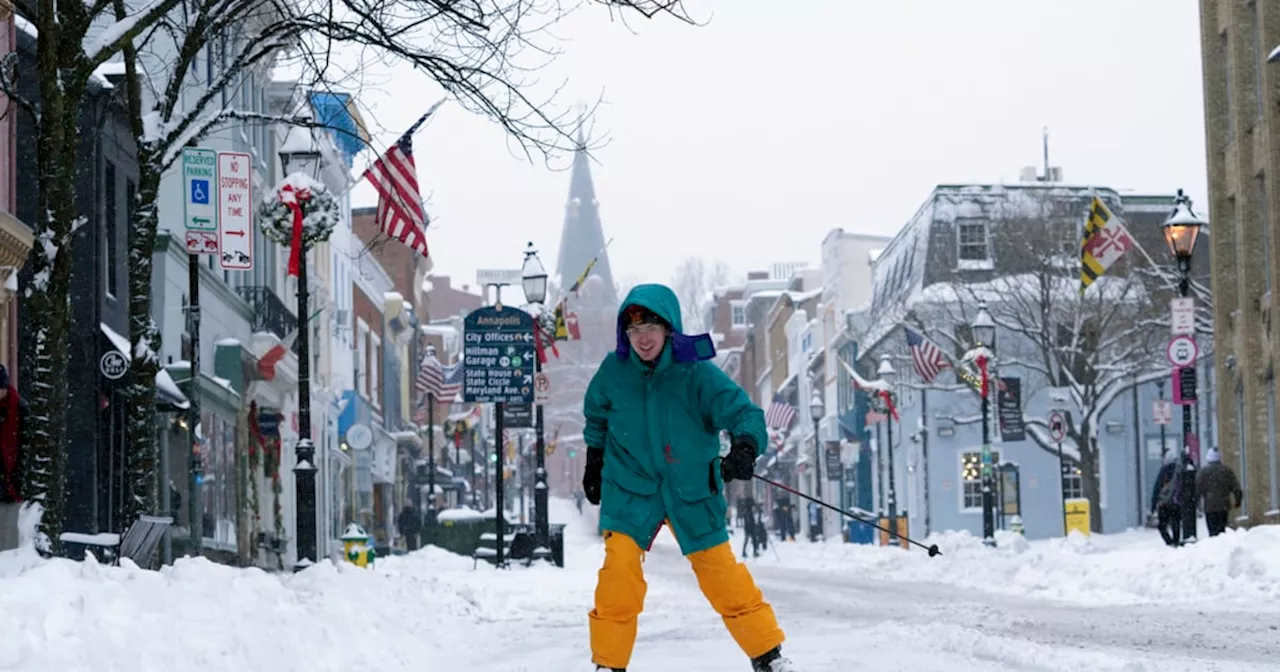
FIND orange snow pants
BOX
[588,530,785,669]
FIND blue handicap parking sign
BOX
[190,179,209,204]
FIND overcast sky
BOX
[342,0,1206,293]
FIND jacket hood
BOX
[615,283,716,363]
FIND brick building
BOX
[1198,0,1280,526]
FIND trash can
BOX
[847,519,875,545]
[549,523,566,568]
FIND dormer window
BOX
[956,218,990,261]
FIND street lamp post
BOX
[970,302,998,548]
[877,356,898,543]
[278,127,324,570]
[1162,189,1206,542]
[808,392,825,541]
[423,345,441,538]
[520,243,550,552]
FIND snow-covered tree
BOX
[671,256,729,333]
[0,0,191,552]
[905,196,1183,532]
[4,0,702,548]
[111,0,703,530]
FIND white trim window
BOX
[1062,465,1083,500]
[730,300,746,327]
[370,332,382,409]
[357,318,370,400]
[960,450,999,511]
[955,218,990,262]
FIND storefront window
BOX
[200,412,238,549]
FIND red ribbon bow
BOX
[279,183,312,277]
[976,354,990,398]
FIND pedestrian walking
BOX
[1196,448,1242,537]
[1151,451,1181,547]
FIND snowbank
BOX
[765,525,1280,607]
[0,499,608,671]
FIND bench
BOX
[59,515,173,569]
[472,530,516,569]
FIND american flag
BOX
[764,394,797,430]
[905,326,950,383]
[415,351,463,403]
[361,103,443,260]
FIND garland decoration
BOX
[257,174,340,255]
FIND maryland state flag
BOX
[1080,196,1137,295]
[552,299,582,341]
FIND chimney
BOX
[1018,166,1038,182]
[432,275,451,291]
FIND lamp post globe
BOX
[279,125,323,178]
[521,242,548,305]
[877,356,896,384]
[972,302,996,350]
[809,392,824,421]
[1162,189,1207,262]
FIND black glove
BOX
[582,447,604,505]
[720,438,758,482]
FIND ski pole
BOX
[754,474,941,557]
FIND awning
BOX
[100,322,191,410]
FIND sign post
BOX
[182,147,218,254]
[1047,409,1068,536]
[1169,297,1195,336]
[463,304,537,568]
[216,151,253,270]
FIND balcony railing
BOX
[236,286,300,355]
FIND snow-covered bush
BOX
[257,173,341,247]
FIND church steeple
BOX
[555,133,618,306]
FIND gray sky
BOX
[345,0,1206,290]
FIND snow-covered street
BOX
[2,499,1278,672]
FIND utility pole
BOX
[534,349,549,548]
[186,254,202,555]
[495,401,506,567]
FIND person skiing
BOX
[581,284,794,672]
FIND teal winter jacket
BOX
[583,284,768,555]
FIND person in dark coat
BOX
[773,499,796,541]
[1150,451,1181,547]
[0,364,28,551]
[398,503,422,551]
[1196,449,1242,537]
[739,496,762,558]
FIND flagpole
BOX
[335,98,448,202]
[551,237,615,306]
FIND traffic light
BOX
[568,449,576,458]
[489,452,498,463]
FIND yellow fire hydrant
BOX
[341,523,376,568]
